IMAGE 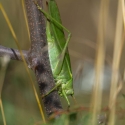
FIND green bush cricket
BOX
[34,0,74,106]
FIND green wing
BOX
[48,0,72,76]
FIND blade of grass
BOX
[90,0,109,124]
[0,55,10,125]
[108,1,123,125]
[122,0,125,30]
[21,0,30,41]
[0,100,6,125]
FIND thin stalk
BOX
[108,1,123,125]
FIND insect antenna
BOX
[71,95,77,105]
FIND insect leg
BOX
[42,82,61,98]
[62,89,70,106]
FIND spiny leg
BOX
[42,82,61,98]
[62,89,70,107]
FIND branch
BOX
[24,0,63,116]
[0,0,62,117]
[0,45,28,61]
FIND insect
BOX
[34,0,74,106]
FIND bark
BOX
[24,0,62,116]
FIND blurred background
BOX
[0,0,125,124]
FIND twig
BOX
[0,45,28,61]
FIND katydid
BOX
[34,0,74,106]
